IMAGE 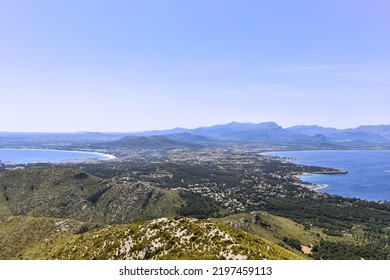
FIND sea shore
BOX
[294,168,347,192]
[0,148,117,165]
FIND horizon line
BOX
[1,121,389,134]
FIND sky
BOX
[0,0,389,132]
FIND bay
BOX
[0,149,116,164]
[265,150,390,202]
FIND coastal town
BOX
[50,145,350,215]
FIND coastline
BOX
[293,173,325,191]
[0,148,117,164]
[101,153,117,160]
[274,150,390,202]
[85,150,117,160]
[264,151,349,195]
[294,168,348,193]
[268,151,350,193]
[294,173,330,192]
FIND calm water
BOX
[265,150,390,202]
[0,149,115,164]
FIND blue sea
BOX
[0,149,115,164]
[265,150,390,202]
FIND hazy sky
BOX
[1,0,389,132]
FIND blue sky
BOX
[0,0,389,132]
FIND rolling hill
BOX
[0,169,181,224]
[0,215,302,260]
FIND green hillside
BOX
[0,216,302,260]
[0,216,99,259]
[0,169,181,223]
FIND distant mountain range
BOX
[2,122,390,149]
[105,122,390,148]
